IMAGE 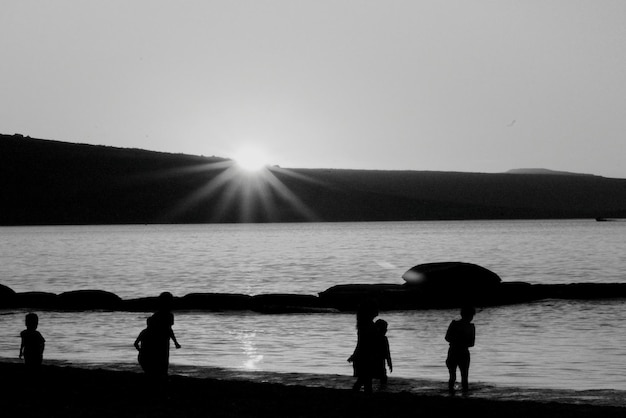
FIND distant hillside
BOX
[506,168,595,176]
[2,134,626,225]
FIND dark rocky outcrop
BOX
[2,278,626,313]
[118,297,161,312]
[177,293,253,311]
[57,290,122,310]
[402,262,502,288]
[0,283,17,308]
[318,281,626,311]
[318,284,408,311]
[528,283,626,300]
[15,292,60,309]
[250,293,339,314]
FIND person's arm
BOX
[168,313,181,349]
[385,338,393,373]
[468,324,475,348]
[445,321,455,343]
[348,337,360,362]
[19,338,24,359]
[134,331,143,351]
[170,328,181,349]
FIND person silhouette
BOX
[19,313,45,370]
[445,306,476,393]
[134,316,158,375]
[374,319,393,386]
[347,299,379,394]
[149,292,181,378]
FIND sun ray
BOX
[211,175,245,222]
[268,166,328,186]
[129,160,232,183]
[159,163,239,221]
[144,155,322,223]
[263,169,320,221]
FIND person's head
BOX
[158,292,174,310]
[375,319,388,335]
[460,306,476,321]
[356,298,378,328]
[146,316,154,328]
[25,313,39,330]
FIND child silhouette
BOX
[148,292,181,377]
[19,313,45,369]
[134,316,158,375]
[374,319,393,386]
[445,306,476,393]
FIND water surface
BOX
[1,220,625,394]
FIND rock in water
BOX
[58,290,122,310]
[0,283,17,308]
[402,262,501,290]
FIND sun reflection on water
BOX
[231,330,264,370]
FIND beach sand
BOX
[2,361,625,418]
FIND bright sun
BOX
[233,146,270,173]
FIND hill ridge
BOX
[2,134,626,225]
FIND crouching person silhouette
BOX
[445,306,476,394]
[135,316,158,375]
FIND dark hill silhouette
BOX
[506,168,595,176]
[2,134,626,225]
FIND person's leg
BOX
[459,351,470,392]
[363,377,373,394]
[446,356,457,392]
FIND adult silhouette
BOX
[445,306,476,393]
[348,299,379,393]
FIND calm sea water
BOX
[1,220,625,396]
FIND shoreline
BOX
[2,359,626,417]
[3,361,625,418]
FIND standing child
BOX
[149,292,181,378]
[19,313,45,369]
[445,306,476,393]
[375,319,393,386]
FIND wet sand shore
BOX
[2,361,625,418]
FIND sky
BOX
[2,1,626,178]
